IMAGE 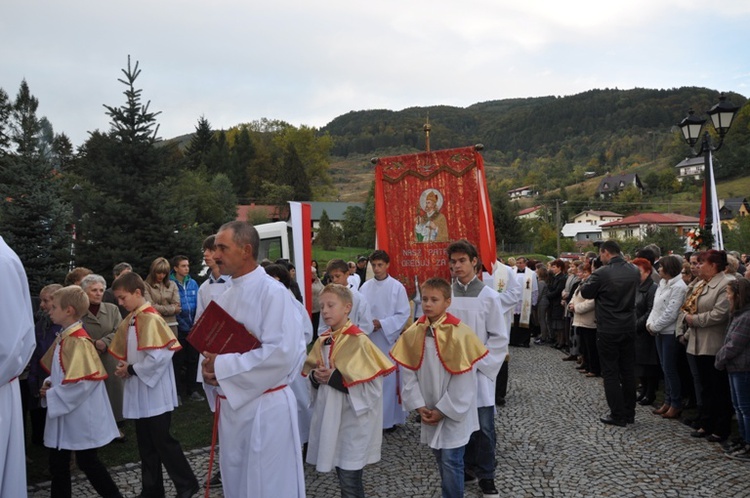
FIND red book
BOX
[187,301,261,354]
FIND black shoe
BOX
[635,391,645,402]
[478,479,499,498]
[464,471,478,485]
[727,445,750,461]
[638,397,655,406]
[626,415,635,424]
[600,414,627,427]
[176,481,200,498]
[723,439,745,454]
[690,429,708,438]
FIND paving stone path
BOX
[28,343,748,497]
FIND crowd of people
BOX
[3,226,750,498]
[506,243,750,460]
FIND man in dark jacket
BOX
[580,240,640,427]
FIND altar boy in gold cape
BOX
[390,277,487,498]
[302,283,395,497]
[108,272,198,498]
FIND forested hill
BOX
[321,88,748,186]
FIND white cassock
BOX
[195,274,232,321]
[317,287,373,336]
[484,263,523,331]
[203,266,306,498]
[291,297,313,444]
[122,324,179,419]
[306,377,384,472]
[512,268,538,325]
[42,329,119,450]
[0,237,35,498]
[449,278,508,409]
[347,273,361,290]
[359,275,410,428]
[400,336,478,450]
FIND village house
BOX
[599,212,699,240]
[507,185,537,200]
[719,197,750,228]
[674,156,705,183]
[560,210,623,243]
[517,205,545,220]
[596,173,644,199]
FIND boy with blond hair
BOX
[40,285,122,498]
[391,278,488,498]
[110,272,198,498]
[318,259,373,336]
[303,284,395,498]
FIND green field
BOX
[312,246,372,269]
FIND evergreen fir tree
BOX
[228,126,253,199]
[69,58,203,276]
[279,143,311,201]
[0,80,71,293]
[317,210,337,250]
[184,115,214,169]
[207,130,231,177]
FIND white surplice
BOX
[306,377,384,472]
[317,286,373,336]
[400,333,478,449]
[42,325,119,450]
[291,297,313,444]
[484,263,523,330]
[449,278,508,408]
[0,237,36,498]
[195,274,232,321]
[203,266,306,498]
[121,323,179,419]
[359,275,410,428]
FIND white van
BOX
[255,221,294,262]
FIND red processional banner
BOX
[374,146,496,296]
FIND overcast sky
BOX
[2,1,749,147]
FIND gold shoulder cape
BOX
[303,320,396,387]
[390,313,488,374]
[109,303,181,361]
[40,323,108,384]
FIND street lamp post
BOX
[677,94,739,249]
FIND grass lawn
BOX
[25,397,214,484]
[312,246,371,269]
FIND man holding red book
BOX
[200,221,307,498]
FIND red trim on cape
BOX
[342,364,397,388]
[416,313,461,326]
[389,332,427,372]
[57,325,108,383]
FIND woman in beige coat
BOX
[679,249,733,442]
[143,257,181,334]
[80,274,125,438]
[568,263,599,377]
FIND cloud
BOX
[1,0,748,146]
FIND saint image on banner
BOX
[415,188,449,243]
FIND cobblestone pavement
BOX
[28,343,749,497]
